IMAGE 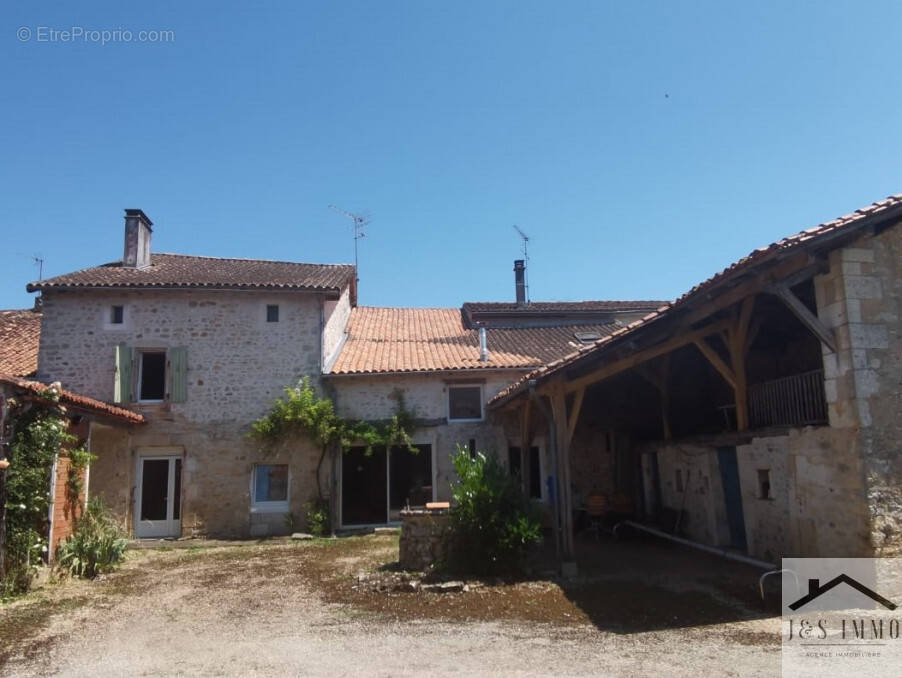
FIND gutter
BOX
[322,366,538,379]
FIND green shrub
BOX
[56,499,128,579]
[447,445,542,575]
[304,500,330,537]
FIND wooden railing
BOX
[748,369,827,428]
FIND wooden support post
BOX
[730,296,754,431]
[690,296,755,431]
[567,387,585,446]
[659,356,671,441]
[550,385,575,561]
[635,358,671,441]
[519,400,532,495]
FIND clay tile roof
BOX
[327,307,622,375]
[463,300,667,314]
[489,192,902,407]
[0,309,42,377]
[0,373,145,424]
[26,253,355,294]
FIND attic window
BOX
[266,305,279,323]
[448,385,483,421]
[574,331,601,344]
[111,305,124,324]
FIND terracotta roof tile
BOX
[328,307,622,374]
[463,300,667,314]
[0,309,42,377]
[0,373,145,424]
[26,253,355,294]
[489,192,902,407]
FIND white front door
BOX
[135,455,182,538]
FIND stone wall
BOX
[88,418,325,538]
[815,221,902,554]
[38,288,335,538]
[330,372,520,503]
[642,441,728,548]
[642,424,871,561]
[37,288,326,423]
[399,508,450,571]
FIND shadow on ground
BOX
[548,532,780,634]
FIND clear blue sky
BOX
[3,1,901,309]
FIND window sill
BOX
[447,418,485,424]
[250,504,290,514]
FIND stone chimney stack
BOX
[514,259,526,307]
[123,209,153,268]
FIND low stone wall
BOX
[399,508,451,571]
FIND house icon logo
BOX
[789,574,897,611]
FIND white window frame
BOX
[102,303,129,330]
[251,464,290,513]
[447,384,484,422]
[136,349,167,404]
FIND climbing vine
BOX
[1,386,77,595]
[248,377,420,500]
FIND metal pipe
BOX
[529,380,561,564]
[479,326,488,362]
[760,568,798,601]
[613,520,776,570]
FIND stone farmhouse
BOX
[23,209,660,538]
[6,193,902,566]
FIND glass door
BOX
[135,456,182,538]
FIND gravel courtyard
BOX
[1,534,782,677]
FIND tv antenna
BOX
[513,225,530,303]
[329,205,369,281]
[32,254,44,280]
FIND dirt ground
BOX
[0,533,782,677]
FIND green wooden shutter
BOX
[168,347,188,403]
[114,344,132,404]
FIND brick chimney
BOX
[123,209,153,268]
[514,259,526,307]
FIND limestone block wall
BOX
[815,222,902,553]
[38,287,338,538]
[37,288,326,424]
[643,426,869,561]
[87,423,132,526]
[89,417,324,538]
